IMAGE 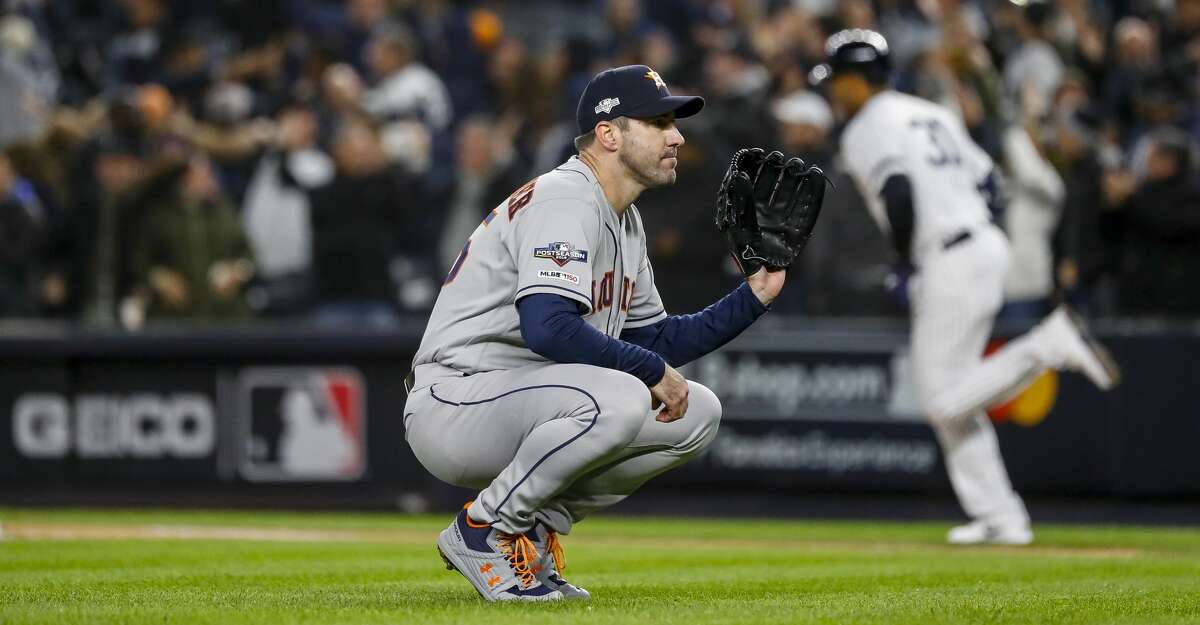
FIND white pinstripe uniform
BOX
[404,156,721,535]
[841,91,1049,528]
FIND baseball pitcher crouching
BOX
[403,65,826,601]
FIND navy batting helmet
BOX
[809,29,891,87]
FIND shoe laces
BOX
[545,530,566,572]
[496,532,539,588]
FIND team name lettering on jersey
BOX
[507,179,538,219]
[592,273,634,314]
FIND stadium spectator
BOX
[319,63,367,134]
[1001,0,1063,120]
[48,130,149,326]
[0,151,51,316]
[1103,17,1161,147]
[241,102,334,316]
[482,34,571,180]
[363,24,453,133]
[308,118,428,327]
[1049,0,1109,86]
[106,0,171,89]
[128,154,255,325]
[419,5,501,124]
[698,37,775,163]
[999,123,1065,320]
[296,0,392,77]
[602,0,662,65]
[0,0,1195,323]
[0,13,58,149]
[754,6,825,93]
[437,115,525,272]
[1050,107,1117,315]
[1108,128,1200,316]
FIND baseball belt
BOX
[942,229,972,251]
[403,370,415,395]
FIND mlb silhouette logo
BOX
[235,367,367,482]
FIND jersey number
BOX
[910,118,961,168]
[444,240,472,285]
[444,179,538,285]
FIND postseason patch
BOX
[533,241,588,267]
[537,269,581,285]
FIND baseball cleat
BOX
[947,520,1033,546]
[436,507,563,602]
[529,523,591,600]
[1039,306,1121,390]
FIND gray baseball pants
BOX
[404,361,722,535]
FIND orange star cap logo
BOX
[645,69,666,90]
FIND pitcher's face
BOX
[618,113,684,188]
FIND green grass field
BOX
[2,508,1199,624]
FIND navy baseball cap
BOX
[576,65,704,134]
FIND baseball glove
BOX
[715,148,829,276]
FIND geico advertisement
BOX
[13,393,215,459]
[7,367,367,482]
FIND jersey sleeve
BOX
[510,199,597,313]
[839,122,898,235]
[624,255,667,328]
[841,118,908,199]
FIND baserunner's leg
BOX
[912,229,1027,527]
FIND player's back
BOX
[840,91,994,262]
[414,167,583,373]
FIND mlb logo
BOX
[594,97,620,114]
[235,367,366,482]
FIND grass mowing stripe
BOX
[1,508,1198,625]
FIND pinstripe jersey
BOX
[412,156,668,374]
[840,91,995,267]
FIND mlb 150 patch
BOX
[533,241,588,267]
[537,269,581,285]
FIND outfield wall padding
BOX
[0,318,1196,499]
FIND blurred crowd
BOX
[0,0,1197,329]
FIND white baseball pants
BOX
[910,224,1049,525]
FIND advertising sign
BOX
[235,367,367,482]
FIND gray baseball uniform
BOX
[404,156,721,535]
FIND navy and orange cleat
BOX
[436,505,563,602]
[529,523,591,600]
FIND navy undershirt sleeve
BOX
[517,294,667,386]
[619,282,768,367]
[881,174,915,266]
[978,168,1005,221]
